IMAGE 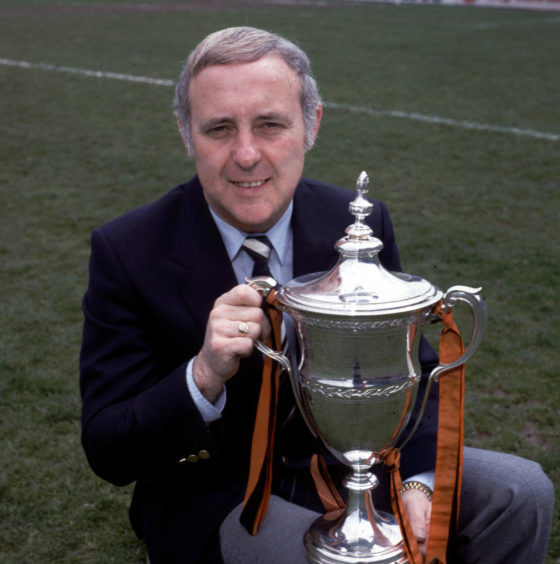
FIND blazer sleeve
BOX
[80,227,215,486]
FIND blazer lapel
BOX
[171,178,238,332]
[292,180,343,278]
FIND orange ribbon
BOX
[425,302,465,564]
[240,290,284,535]
[310,454,345,513]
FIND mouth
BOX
[231,178,270,188]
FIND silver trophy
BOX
[251,171,487,564]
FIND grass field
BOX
[1,0,559,561]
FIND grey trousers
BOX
[219,447,554,564]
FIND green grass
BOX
[1,1,559,561]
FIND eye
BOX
[210,125,227,135]
[204,122,234,138]
[259,120,286,134]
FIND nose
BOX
[232,130,260,170]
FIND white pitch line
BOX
[1,57,558,142]
[324,101,560,142]
[0,57,174,87]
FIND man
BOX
[80,27,553,563]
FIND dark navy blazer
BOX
[80,175,439,563]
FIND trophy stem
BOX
[304,469,408,564]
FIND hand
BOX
[401,488,432,558]
[193,284,270,403]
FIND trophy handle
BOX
[430,285,488,381]
[253,340,292,376]
[245,276,291,373]
[399,285,487,450]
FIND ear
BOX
[313,103,323,142]
[306,103,323,152]
[176,117,194,157]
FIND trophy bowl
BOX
[251,172,487,564]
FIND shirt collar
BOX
[209,201,293,266]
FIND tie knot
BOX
[242,236,273,277]
[242,236,273,260]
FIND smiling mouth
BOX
[231,179,269,188]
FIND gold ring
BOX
[238,321,250,336]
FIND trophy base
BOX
[304,509,407,564]
[304,496,408,564]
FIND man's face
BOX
[186,55,321,233]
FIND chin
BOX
[233,210,277,233]
[239,222,271,234]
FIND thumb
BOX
[409,509,428,542]
[413,520,428,543]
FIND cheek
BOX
[275,142,306,179]
[194,145,227,180]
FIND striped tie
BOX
[242,235,287,350]
[242,236,273,278]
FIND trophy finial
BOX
[356,171,369,195]
[347,171,374,239]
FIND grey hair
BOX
[174,27,322,155]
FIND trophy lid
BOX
[278,171,442,316]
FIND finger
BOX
[198,326,254,376]
[229,335,257,358]
[236,320,251,338]
[216,284,264,309]
[233,320,264,340]
[208,303,264,338]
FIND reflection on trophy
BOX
[252,171,487,564]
